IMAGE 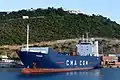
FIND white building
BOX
[68,10,80,14]
[1,55,14,63]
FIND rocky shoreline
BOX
[0,37,120,58]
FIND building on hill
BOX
[68,10,80,14]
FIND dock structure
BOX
[100,55,120,68]
[101,65,120,68]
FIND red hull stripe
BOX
[21,67,94,74]
[56,62,64,64]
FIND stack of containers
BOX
[109,54,118,62]
[102,56,112,61]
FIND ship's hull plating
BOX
[17,48,100,69]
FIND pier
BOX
[100,55,120,68]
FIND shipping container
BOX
[109,54,116,57]
[115,62,120,65]
[102,56,112,61]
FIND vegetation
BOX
[0,7,120,45]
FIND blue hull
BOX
[17,48,100,69]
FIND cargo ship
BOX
[16,25,100,73]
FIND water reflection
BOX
[66,69,102,76]
[0,68,102,77]
[0,68,21,72]
[0,68,117,80]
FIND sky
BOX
[0,0,120,24]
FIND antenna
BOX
[26,24,29,51]
[82,35,85,42]
[86,32,89,42]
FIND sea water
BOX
[0,68,119,80]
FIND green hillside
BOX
[0,7,120,45]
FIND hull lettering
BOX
[66,60,88,66]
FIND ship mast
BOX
[22,16,44,51]
[26,24,29,51]
[23,16,29,51]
